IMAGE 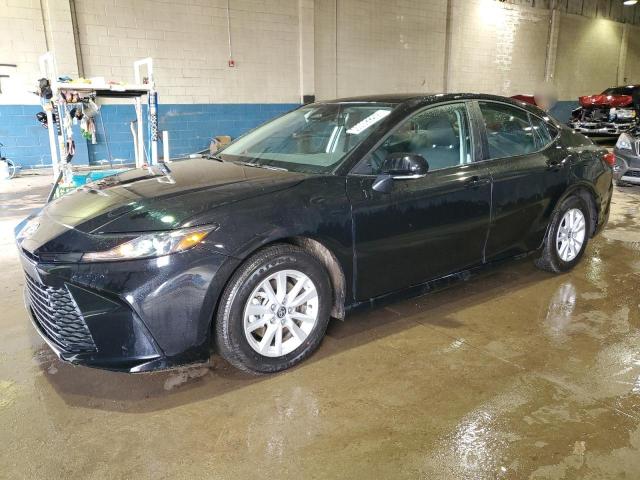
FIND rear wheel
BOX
[215,244,332,374]
[536,195,590,273]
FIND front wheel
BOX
[215,244,332,374]
[535,195,590,273]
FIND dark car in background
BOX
[15,94,613,374]
[614,127,640,185]
[570,85,640,136]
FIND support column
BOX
[617,23,629,85]
[39,0,90,166]
[442,0,453,93]
[39,0,80,77]
[544,8,560,82]
[298,0,315,103]
[313,0,337,100]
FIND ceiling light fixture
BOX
[624,0,638,6]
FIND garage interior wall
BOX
[1,0,640,169]
[446,0,550,96]
[314,0,448,99]
[623,24,640,87]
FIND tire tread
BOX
[215,244,330,374]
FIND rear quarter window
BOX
[479,102,559,159]
[562,128,593,148]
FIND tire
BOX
[215,244,332,374]
[535,195,591,273]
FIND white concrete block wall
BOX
[42,0,79,77]
[298,0,315,97]
[73,0,301,103]
[314,0,337,99]
[2,0,640,107]
[448,0,550,96]
[554,14,623,99]
[0,0,47,104]
[336,0,447,97]
[315,0,447,99]
[624,24,640,85]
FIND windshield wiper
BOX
[205,154,225,162]
[236,161,288,172]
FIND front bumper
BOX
[614,149,640,185]
[569,121,635,136]
[19,245,239,372]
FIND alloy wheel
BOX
[243,269,319,357]
[555,208,586,262]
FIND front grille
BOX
[24,274,97,353]
[624,170,640,178]
[582,108,609,122]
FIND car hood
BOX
[579,94,633,108]
[19,159,306,255]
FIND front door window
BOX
[354,103,472,175]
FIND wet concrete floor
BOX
[1,175,639,479]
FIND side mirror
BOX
[380,152,429,178]
[372,153,428,193]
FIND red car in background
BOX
[511,94,537,106]
[569,85,640,136]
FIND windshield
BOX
[219,103,395,173]
[602,86,636,96]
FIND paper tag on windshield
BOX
[346,110,391,135]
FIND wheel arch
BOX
[549,183,599,239]
[563,184,599,237]
[282,236,347,320]
[212,235,347,328]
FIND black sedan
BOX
[15,94,613,374]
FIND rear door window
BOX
[479,102,537,159]
[529,114,555,150]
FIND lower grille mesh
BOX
[24,274,97,353]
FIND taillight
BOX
[603,152,615,167]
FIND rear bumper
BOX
[19,246,240,372]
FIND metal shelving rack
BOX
[38,52,159,183]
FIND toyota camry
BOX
[15,94,613,374]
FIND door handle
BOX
[546,156,570,171]
[546,160,561,171]
[464,176,489,189]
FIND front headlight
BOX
[616,108,637,120]
[616,133,633,151]
[82,225,217,262]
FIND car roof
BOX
[323,92,532,106]
[328,93,434,104]
[316,92,536,111]
[315,93,559,126]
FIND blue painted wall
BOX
[0,100,581,170]
[0,105,53,168]
[549,101,578,124]
[89,103,299,166]
[0,103,298,169]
